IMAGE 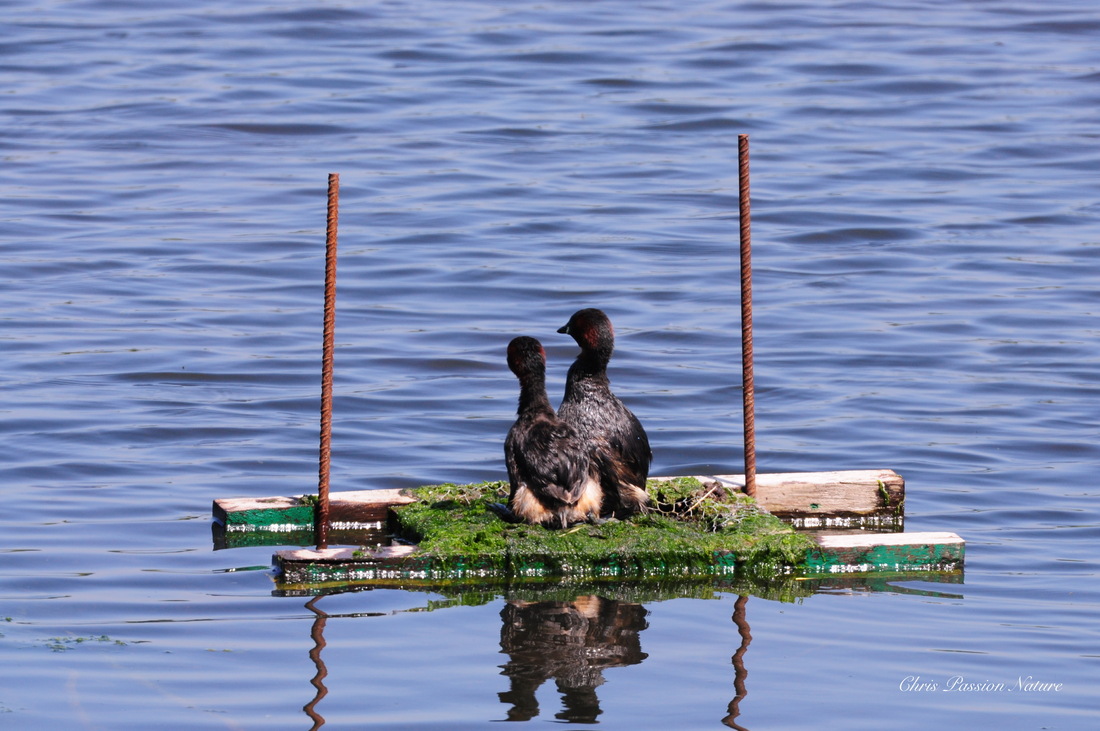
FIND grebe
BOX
[557,309,651,518]
[497,336,602,528]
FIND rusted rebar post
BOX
[317,173,339,549]
[737,135,757,498]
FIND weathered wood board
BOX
[272,531,964,585]
[211,523,388,551]
[804,532,965,574]
[213,488,417,532]
[676,469,904,528]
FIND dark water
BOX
[2,0,1098,728]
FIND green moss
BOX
[394,481,511,559]
[392,478,815,580]
[878,479,905,517]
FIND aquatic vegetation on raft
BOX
[391,478,815,579]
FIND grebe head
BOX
[557,308,614,357]
[507,335,546,379]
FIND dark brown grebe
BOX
[497,336,602,528]
[557,309,651,518]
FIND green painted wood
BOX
[803,532,965,574]
[272,546,747,586]
[211,523,389,551]
[212,488,415,531]
[272,532,964,587]
[227,504,314,529]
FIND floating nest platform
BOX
[211,470,964,591]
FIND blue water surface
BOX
[1,0,1098,728]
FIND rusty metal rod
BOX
[317,173,339,549]
[737,135,757,498]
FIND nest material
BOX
[652,480,767,533]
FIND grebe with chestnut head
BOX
[496,336,602,528]
[557,309,651,518]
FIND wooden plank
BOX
[211,523,389,551]
[274,544,503,586]
[272,544,741,586]
[803,531,964,574]
[672,469,904,529]
[212,488,417,531]
[272,530,964,586]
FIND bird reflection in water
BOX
[497,595,649,723]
